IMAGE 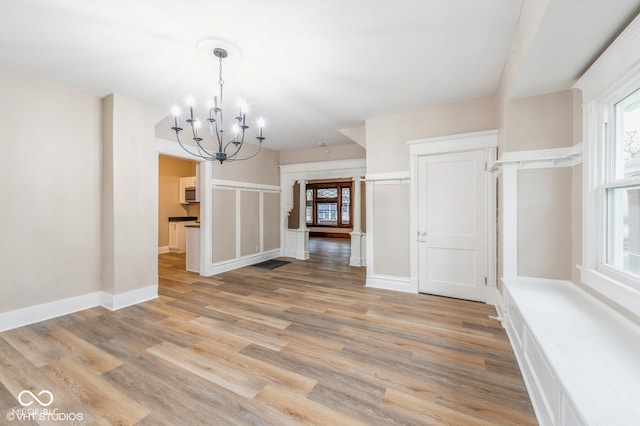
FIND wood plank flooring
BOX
[0,238,536,425]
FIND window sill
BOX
[579,265,640,319]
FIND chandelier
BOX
[171,47,265,163]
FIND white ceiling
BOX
[0,0,638,151]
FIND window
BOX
[606,88,640,276]
[305,182,352,227]
[576,15,640,317]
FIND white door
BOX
[417,149,487,302]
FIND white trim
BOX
[211,178,280,192]
[366,274,416,293]
[209,249,280,275]
[407,129,498,156]
[280,158,366,259]
[0,292,103,333]
[279,158,366,174]
[579,266,640,318]
[501,166,519,278]
[158,246,170,254]
[154,137,206,161]
[156,137,211,279]
[364,171,410,183]
[0,285,158,333]
[574,14,640,318]
[101,284,158,310]
[575,13,640,101]
[491,143,583,172]
[409,130,497,304]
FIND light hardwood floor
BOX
[0,238,536,425]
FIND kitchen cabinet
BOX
[168,220,197,253]
[179,176,198,204]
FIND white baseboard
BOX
[0,292,103,333]
[158,246,170,254]
[205,249,281,276]
[366,274,416,293]
[0,285,158,332]
[101,284,158,310]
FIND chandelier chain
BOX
[218,56,224,105]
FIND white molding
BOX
[208,249,280,275]
[279,158,366,260]
[211,178,280,192]
[154,137,205,161]
[366,274,416,293]
[409,130,498,304]
[0,292,103,333]
[574,13,640,319]
[364,171,410,183]
[101,285,158,310]
[491,143,583,172]
[158,246,170,254]
[575,13,640,102]
[0,285,158,332]
[279,158,366,175]
[501,167,519,278]
[407,129,498,156]
[579,266,640,319]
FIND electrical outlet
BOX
[255,245,260,252]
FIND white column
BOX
[296,180,310,260]
[501,166,518,278]
[350,177,365,266]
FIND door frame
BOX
[408,130,498,305]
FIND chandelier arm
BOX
[194,138,217,159]
[224,140,244,159]
[175,131,209,160]
[226,142,263,162]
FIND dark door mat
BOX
[252,259,291,270]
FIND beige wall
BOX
[0,69,102,313]
[504,90,581,282]
[264,192,280,251]
[371,184,410,277]
[504,90,575,152]
[240,191,261,256]
[365,96,497,173]
[157,156,198,248]
[212,146,280,186]
[102,93,165,295]
[364,96,497,279]
[518,168,573,280]
[279,143,365,165]
[212,188,237,262]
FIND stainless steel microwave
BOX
[185,186,198,203]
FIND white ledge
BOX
[503,276,640,425]
[491,143,583,173]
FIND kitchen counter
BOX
[168,216,198,222]
[186,226,200,273]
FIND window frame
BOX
[576,20,640,317]
[305,182,353,228]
